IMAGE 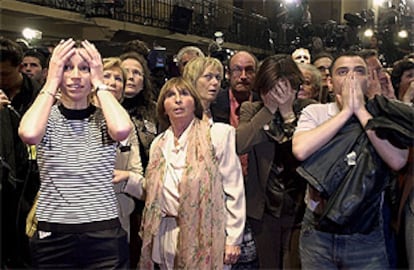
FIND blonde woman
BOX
[183,56,223,123]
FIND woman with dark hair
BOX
[119,51,158,267]
[139,77,245,269]
[236,54,316,269]
[391,58,414,104]
[120,51,157,168]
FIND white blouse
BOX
[156,119,246,245]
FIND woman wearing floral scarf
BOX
[138,77,245,269]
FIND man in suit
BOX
[211,51,259,268]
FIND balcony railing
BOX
[17,0,271,50]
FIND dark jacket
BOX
[237,98,317,220]
[1,74,40,267]
[297,95,414,234]
[211,88,259,124]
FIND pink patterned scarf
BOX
[139,119,225,269]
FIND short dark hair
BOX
[23,48,48,68]
[357,49,378,60]
[0,37,23,66]
[330,50,364,74]
[254,54,304,96]
[311,51,333,64]
[122,39,150,58]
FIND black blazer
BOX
[211,88,259,124]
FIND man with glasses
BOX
[211,51,259,268]
[212,51,258,125]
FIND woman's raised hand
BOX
[46,39,76,89]
[79,40,104,88]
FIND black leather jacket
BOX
[297,95,414,234]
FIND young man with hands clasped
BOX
[293,52,412,269]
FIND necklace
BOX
[204,108,212,118]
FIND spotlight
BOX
[22,28,42,40]
[398,29,408,38]
[364,28,374,37]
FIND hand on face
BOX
[352,74,366,113]
[47,38,76,88]
[78,40,104,88]
[274,78,296,111]
[337,71,365,115]
[366,68,382,99]
[261,86,279,114]
[262,78,296,114]
[380,71,396,99]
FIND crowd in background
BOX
[1,34,413,269]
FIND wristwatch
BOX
[95,84,110,93]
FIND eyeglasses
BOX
[230,66,256,77]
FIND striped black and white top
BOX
[36,105,118,225]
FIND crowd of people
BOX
[1,35,413,270]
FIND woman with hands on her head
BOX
[18,39,132,269]
[139,77,245,270]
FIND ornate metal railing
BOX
[17,0,270,50]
